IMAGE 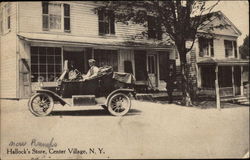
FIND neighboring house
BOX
[0,1,176,98]
[185,11,249,98]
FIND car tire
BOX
[107,93,131,116]
[28,93,54,116]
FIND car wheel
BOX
[107,93,131,116]
[28,93,54,116]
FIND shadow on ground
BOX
[50,108,142,117]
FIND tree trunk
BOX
[180,61,193,106]
[179,54,193,106]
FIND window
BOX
[1,2,11,34]
[224,40,237,58]
[198,37,214,57]
[94,49,118,71]
[98,9,115,35]
[148,16,162,40]
[31,47,62,82]
[42,2,70,32]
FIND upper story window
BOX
[0,2,11,35]
[224,40,237,58]
[147,16,162,40]
[198,37,214,57]
[98,9,115,35]
[42,2,70,32]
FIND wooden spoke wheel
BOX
[107,93,131,116]
[28,93,54,116]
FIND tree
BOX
[96,0,220,106]
[239,35,249,59]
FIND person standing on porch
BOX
[82,59,99,81]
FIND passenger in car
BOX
[82,59,99,81]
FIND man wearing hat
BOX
[82,59,99,81]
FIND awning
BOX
[17,32,172,49]
[197,57,249,66]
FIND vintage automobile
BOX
[28,66,136,117]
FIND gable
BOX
[198,11,241,37]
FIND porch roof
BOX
[197,58,249,66]
[17,32,172,49]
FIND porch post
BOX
[215,65,220,110]
[197,66,201,88]
[232,66,235,96]
[240,66,244,96]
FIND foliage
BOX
[239,35,249,59]
[97,0,221,106]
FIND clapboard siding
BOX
[18,1,148,42]
[213,35,238,59]
[196,35,239,61]
[0,2,18,98]
[19,2,42,33]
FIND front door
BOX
[147,54,157,88]
[134,50,147,81]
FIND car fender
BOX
[105,88,135,106]
[35,89,70,106]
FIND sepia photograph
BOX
[0,0,249,159]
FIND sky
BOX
[211,0,249,45]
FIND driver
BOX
[82,59,99,81]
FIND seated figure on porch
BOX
[82,59,99,81]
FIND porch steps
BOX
[221,96,249,106]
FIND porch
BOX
[17,33,176,98]
[197,58,249,108]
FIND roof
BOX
[197,57,249,66]
[197,11,242,37]
[17,32,172,49]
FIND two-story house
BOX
[188,11,249,98]
[0,1,177,99]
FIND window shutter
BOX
[64,4,70,32]
[6,3,10,29]
[233,41,237,58]
[98,10,105,35]
[224,40,228,57]
[157,17,162,40]
[157,25,162,40]
[42,2,49,31]
[110,11,115,34]
[210,39,214,57]
[147,16,152,38]
[0,8,2,34]
[199,38,204,57]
